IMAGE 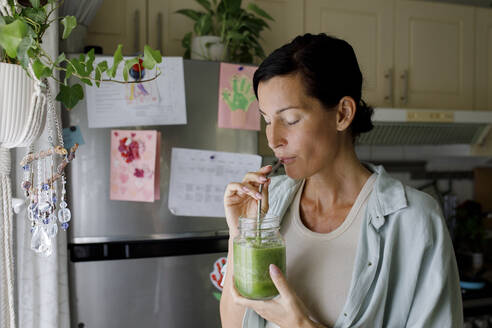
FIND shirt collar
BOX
[363,163,408,230]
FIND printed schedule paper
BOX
[85,56,187,128]
[168,148,262,217]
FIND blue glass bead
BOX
[23,165,30,171]
[52,196,57,203]
[42,184,49,191]
[61,222,69,230]
[129,67,145,80]
[43,218,49,224]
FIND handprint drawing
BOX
[221,74,257,112]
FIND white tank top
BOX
[266,173,377,327]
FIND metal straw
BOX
[256,159,282,241]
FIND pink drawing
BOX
[110,130,161,202]
[218,63,260,131]
[119,173,129,183]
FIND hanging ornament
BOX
[19,78,78,257]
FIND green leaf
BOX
[142,45,161,70]
[65,63,74,83]
[223,0,241,13]
[212,291,221,301]
[123,57,139,81]
[16,35,34,69]
[108,44,123,78]
[61,16,77,40]
[247,3,274,21]
[253,44,265,59]
[0,19,28,58]
[54,52,66,65]
[69,57,85,76]
[195,0,213,13]
[80,78,92,86]
[182,31,192,59]
[29,0,40,8]
[194,14,212,36]
[175,9,203,22]
[56,84,84,109]
[226,31,246,42]
[94,60,108,87]
[85,48,95,74]
[32,58,52,80]
[22,7,47,25]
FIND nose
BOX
[267,122,286,150]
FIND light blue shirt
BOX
[242,164,463,328]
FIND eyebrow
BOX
[258,107,300,115]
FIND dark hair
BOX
[253,33,373,139]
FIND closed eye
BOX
[288,120,300,125]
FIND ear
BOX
[335,96,357,132]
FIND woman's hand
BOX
[224,165,273,237]
[231,264,324,328]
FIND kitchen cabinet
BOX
[304,0,475,110]
[87,0,486,111]
[304,0,394,108]
[85,0,196,56]
[475,7,492,111]
[247,0,304,57]
[395,0,475,110]
[85,0,145,55]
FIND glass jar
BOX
[233,214,286,300]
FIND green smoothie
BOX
[233,240,286,300]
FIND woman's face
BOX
[258,73,344,180]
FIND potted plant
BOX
[176,0,273,64]
[454,200,486,280]
[0,0,162,111]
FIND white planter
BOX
[191,36,225,61]
[0,62,43,148]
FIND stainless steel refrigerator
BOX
[64,59,259,328]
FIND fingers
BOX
[242,165,273,184]
[269,264,291,299]
[224,182,263,201]
[241,184,264,200]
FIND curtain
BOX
[14,8,71,328]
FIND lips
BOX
[278,156,296,164]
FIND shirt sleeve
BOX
[405,200,463,327]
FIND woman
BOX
[220,33,462,328]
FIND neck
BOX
[302,145,371,212]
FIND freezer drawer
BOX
[69,252,227,328]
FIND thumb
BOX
[269,264,290,297]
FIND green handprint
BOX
[222,74,257,112]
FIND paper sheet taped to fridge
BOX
[85,56,187,128]
[168,148,262,217]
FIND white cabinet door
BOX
[475,7,492,111]
[304,0,395,107]
[247,0,304,59]
[149,0,199,57]
[85,0,145,56]
[395,0,475,109]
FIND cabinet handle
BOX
[134,10,140,54]
[400,70,408,105]
[384,68,393,103]
[157,13,163,54]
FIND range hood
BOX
[358,108,492,147]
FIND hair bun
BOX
[352,99,374,136]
